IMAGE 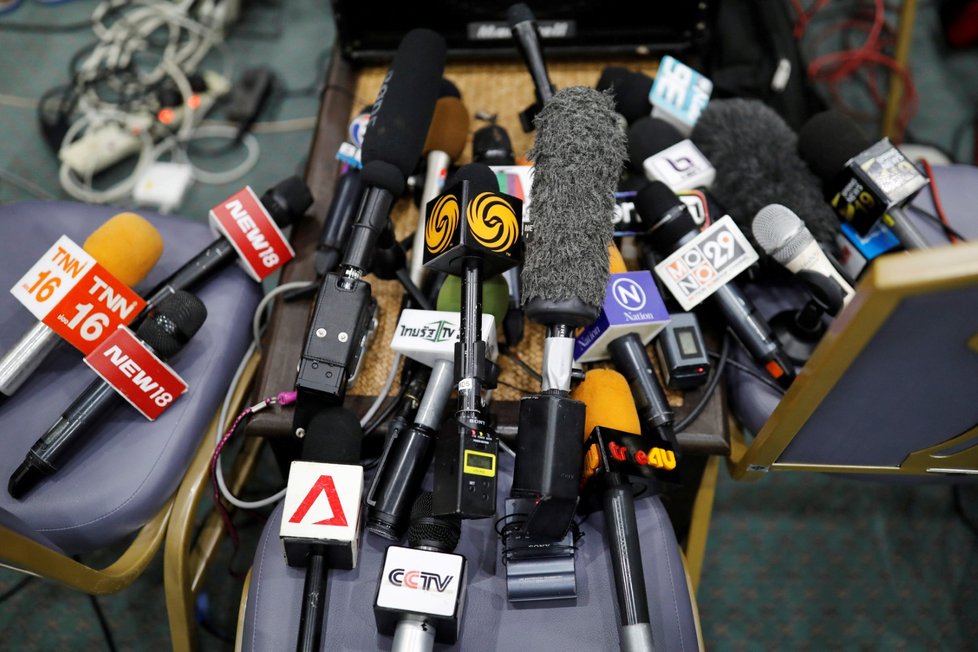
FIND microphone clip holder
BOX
[293,272,378,433]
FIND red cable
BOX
[920,159,958,244]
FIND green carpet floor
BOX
[1,0,977,650]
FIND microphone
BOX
[598,67,654,124]
[314,169,363,277]
[374,492,466,652]
[636,181,795,388]
[752,204,855,306]
[0,212,164,404]
[608,333,680,458]
[8,291,206,498]
[507,3,556,131]
[138,175,311,318]
[572,369,655,652]
[512,86,626,539]
[293,28,446,431]
[424,163,521,519]
[628,116,716,192]
[410,91,471,288]
[797,110,930,250]
[280,405,364,652]
[472,122,515,166]
[691,99,841,249]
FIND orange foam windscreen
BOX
[608,242,627,274]
[423,97,470,161]
[83,212,164,287]
[570,368,641,437]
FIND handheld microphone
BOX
[424,163,522,519]
[293,28,446,431]
[512,86,626,539]
[628,116,716,192]
[366,358,453,540]
[691,99,841,249]
[374,492,466,652]
[8,291,206,498]
[507,3,556,132]
[752,204,855,306]
[315,169,363,277]
[636,181,795,388]
[0,212,164,404]
[797,110,930,250]
[608,334,680,457]
[139,175,311,318]
[572,369,654,652]
[410,91,471,288]
[280,406,364,652]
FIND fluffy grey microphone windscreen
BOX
[521,87,626,321]
[691,98,840,249]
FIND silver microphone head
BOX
[752,204,815,266]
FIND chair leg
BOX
[164,354,260,652]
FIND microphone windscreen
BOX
[437,274,510,325]
[612,72,655,124]
[361,160,406,196]
[136,290,206,359]
[472,124,515,166]
[438,78,461,99]
[797,110,871,183]
[608,242,627,274]
[83,212,163,287]
[260,176,313,228]
[752,204,813,266]
[303,406,363,465]
[596,67,632,93]
[407,491,461,552]
[627,117,683,167]
[635,181,697,250]
[522,86,625,322]
[360,28,446,180]
[506,2,534,26]
[423,97,470,160]
[691,98,841,248]
[570,368,641,436]
[447,161,497,192]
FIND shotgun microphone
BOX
[512,86,626,539]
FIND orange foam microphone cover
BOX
[608,242,628,274]
[82,212,164,287]
[570,368,641,437]
[423,96,470,161]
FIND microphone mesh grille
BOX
[407,491,461,552]
[752,204,814,265]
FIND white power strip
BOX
[59,70,231,178]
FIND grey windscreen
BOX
[780,284,978,467]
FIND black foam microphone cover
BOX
[611,71,655,124]
[260,176,313,228]
[447,161,498,192]
[797,110,872,184]
[360,29,447,181]
[303,406,363,466]
[636,181,700,251]
[627,117,684,171]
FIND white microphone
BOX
[752,204,855,306]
